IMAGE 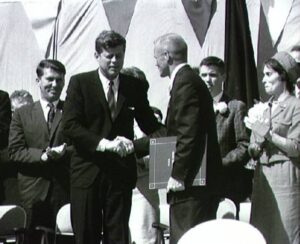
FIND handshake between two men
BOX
[100,136,135,158]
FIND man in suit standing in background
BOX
[153,33,223,244]
[62,30,163,244]
[199,56,252,216]
[9,60,70,236]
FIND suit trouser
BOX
[169,195,219,244]
[71,175,132,244]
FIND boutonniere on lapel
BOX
[214,102,228,115]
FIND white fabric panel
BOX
[261,0,294,46]
[0,2,42,100]
[52,0,110,99]
[246,0,261,64]
[125,0,226,117]
[22,0,60,56]
[125,0,201,116]
[277,0,300,51]
[200,0,225,61]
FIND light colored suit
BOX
[250,95,300,244]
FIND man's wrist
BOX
[97,138,110,152]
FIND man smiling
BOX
[9,60,70,239]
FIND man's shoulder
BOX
[227,97,246,111]
[0,90,9,97]
[228,98,246,106]
[119,73,148,91]
[15,101,38,115]
[71,70,98,80]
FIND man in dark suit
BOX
[199,56,252,216]
[62,30,162,244]
[9,60,70,232]
[0,90,11,203]
[153,33,223,244]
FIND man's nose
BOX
[52,80,58,87]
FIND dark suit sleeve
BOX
[131,79,166,156]
[222,101,249,167]
[62,76,102,153]
[9,109,43,164]
[0,91,11,150]
[171,78,207,182]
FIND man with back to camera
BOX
[153,33,223,244]
[199,56,252,217]
[62,30,163,244]
[8,60,71,239]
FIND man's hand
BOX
[116,136,134,155]
[104,137,134,157]
[46,143,67,161]
[105,139,127,157]
[167,177,185,193]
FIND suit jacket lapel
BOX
[34,101,48,134]
[49,100,63,140]
[271,97,290,119]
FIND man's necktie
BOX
[107,81,116,121]
[47,103,55,131]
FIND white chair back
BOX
[0,205,26,235]
[178,219,266,244]
[216,198,237,219]
[55,203,73,235]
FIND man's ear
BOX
[94,51,99,59]
[165,51,172,64]
[36,78,40,84]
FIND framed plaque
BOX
[149,136,207,189]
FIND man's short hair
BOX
[121,66,149,91]
[36,59,66,78]
[10,89,34,111]
[95,30,126,53]
[154,33,188,62]
[200,56,225,74]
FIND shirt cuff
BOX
[96,138,110,152]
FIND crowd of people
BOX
[0,30,299,244]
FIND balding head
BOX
[154,33,188,77]
[154,33,188,63]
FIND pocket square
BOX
[128,107,135,110]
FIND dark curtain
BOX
[224,0,259,108]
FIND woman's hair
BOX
[264,58,294,93]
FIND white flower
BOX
[214,102,228,115]
[244,102,269,130]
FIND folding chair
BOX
[0,205,27,244]
[36,203,74,244]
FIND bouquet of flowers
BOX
[244,101,270,169]
[244,102,269,130]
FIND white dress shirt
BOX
[40,98,59,121]
[97,69,120,152]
